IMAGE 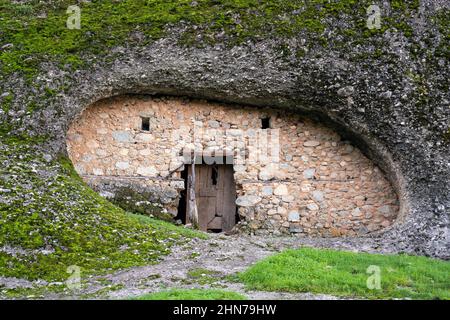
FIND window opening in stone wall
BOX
[261,117,271,129]
[141,117,150,131]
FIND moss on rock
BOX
[0,0,426,77]
[0,139,205,282]
[109,186,175,222]
[0,0,448,285]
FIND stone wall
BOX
[67,95,399,236]
[83,175,184,219]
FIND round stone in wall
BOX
[303,140,320,147]
[137,166,157,177]
[96,128,108,135]
[378,205,393,217]
[351,208,362,217]
[96,149,107,157]
[208,120,220,128]
[312,190,324,202]
[274,185,288,196]
[282,195,294,202]
[139,149,152,156]
[93,168,103,175]
[307,203,319,211]
[136,133,153,142]
[112,131,133,143]
[303,168,315,179]
[259,169,274,181]
[289,225,303,233]
[288,211,300,222]
[170,180,185,189]
[261,186,273,196]
[236,195,262,207]
[115,161,130,170]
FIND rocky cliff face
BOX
[0,1,448,259]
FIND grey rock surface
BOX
[1,1,448,258]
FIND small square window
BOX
[261,117,271,129]
[141,117,150,131]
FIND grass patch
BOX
[132,288,246,300]
[186,267,224,285]
[238,247,450,300]
[187,268,221,279]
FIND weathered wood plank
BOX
[186,162,236,232]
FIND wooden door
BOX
[186,164,236,232]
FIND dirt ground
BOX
[42,233,373,300]
[2,232,385,300]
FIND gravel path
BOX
[70,234,352,300]
[3,233,381,299]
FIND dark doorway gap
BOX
[176,167,189,224]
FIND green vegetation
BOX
[0,139,205,282]
[433,10,450,60]
[0,0,426,76]
[187,267,224,285]
[132,288,246,300]
[187,267,221,279]
[238,247,450,299]
[1,277,125,299]
[188,252,201,259]
[0,0,448,298]
[129,213,207,240]
[0,283,68,299]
